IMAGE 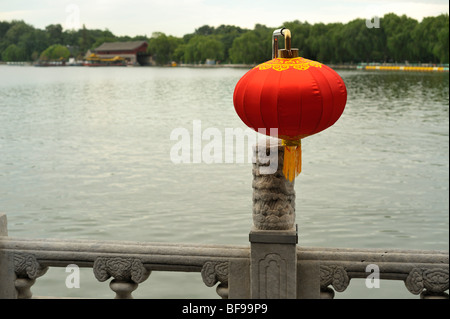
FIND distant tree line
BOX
[0,22,148,62]
[1,13,448,64]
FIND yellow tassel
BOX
[282,139,302,182]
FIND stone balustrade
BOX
[1,228,448,299]
[0,230,249,299]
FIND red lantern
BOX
[233,28,347,181]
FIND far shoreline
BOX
[1,61,448,72]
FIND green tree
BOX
[181,24,245,63]
[20,29,49,61]
[172,43,186,63]
[0,21,11,41]
[336,19,385,63]
[40,44,71,60]
[435,16,449,63]
[1,13,449,64]
[213,25,244,63]
[45,24,63,45]
[1,44,27,61]
[382,14,419,62]
[4,21,34,44]
[0,21,39,61]
[183,35,224,64]
[62,29,79,46]
[148,32,182,65]
[412,15,448,63]
[194,25,215,36]
[229,32,261,64]
[229,25,271,64]
[306,23,330,61]
[78,24,93,53]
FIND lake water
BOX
[0,65,448,299]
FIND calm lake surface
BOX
[0,65,448,299]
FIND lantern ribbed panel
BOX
[317,65,347,130]
[259,70,281,131]
[233,70,253,129]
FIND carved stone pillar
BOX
[93,257,150,299]
[250,140,298,299]
[252,140,295,230]
[13,253,48,299]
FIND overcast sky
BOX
[1,0,449,37]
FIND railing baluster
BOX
[93,256,150,299]
[405,267,449,299]
[109,279,138,299]
[320,287,335,299]
[14,278,35,299]
[216,282,229,299]
[13,252,48,299]
[420,291,449,299]
[201,261,229,299]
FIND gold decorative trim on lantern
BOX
[256,57,323,72]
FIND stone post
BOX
[249,139,298,299]
[0,213,17,298]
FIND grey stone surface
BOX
[0,250,17,298]
[250,240,297,299]
[0,213,7,236]
[228,259,250,299]
[0,214,17,298]
[249,227,298,244]
[297,261,321,299]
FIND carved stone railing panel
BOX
[201,261,229,299]
[93,256,150,283]
[299,247,449,299]
[405,267,449,298]
[320,265,350,296]
[13,252,48,299]
[93,256,150,299]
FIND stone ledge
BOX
[249,226,298,244]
